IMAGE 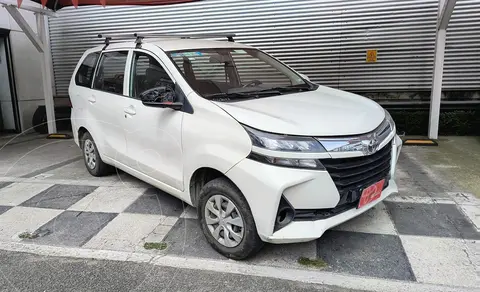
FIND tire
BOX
[32,106,48,134]
[80,132,112,177]
[198,177,264,260]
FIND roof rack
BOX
[97,34,113,50]
[133,33,235,43]
[97,32,236,49]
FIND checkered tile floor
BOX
[0,155,479,288]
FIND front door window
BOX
[130,52,175,103]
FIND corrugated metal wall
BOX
[48,0,480,96]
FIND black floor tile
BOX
[125,188,185,217]
[26,211,117,247]
[20,185,97,210]
[0,182,12,189]
[385,202,480,239]
[0,205,12,215]
[317,230,416,281]
[163,218,225,260]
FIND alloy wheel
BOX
[204,194,245,248]
[84,139,97,170]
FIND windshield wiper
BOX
[257,85,312,93]
[205,92,250,100]
[205,90,281,101]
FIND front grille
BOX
[294,142,392,221]
[321,142,392,206]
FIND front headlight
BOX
[244,126,326,153]
[244,126,326,170]
[384,109,395,132]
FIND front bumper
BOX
[266,179,397,243]
[226,134,402,243]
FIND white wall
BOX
[0,6,45,133]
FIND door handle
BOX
[88,96,96,104]
[124,106,136,116]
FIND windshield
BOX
[167,48,316,101]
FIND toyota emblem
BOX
[364,133,379,155]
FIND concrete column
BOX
[36,12,56,133]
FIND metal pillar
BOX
[428,0,457,139]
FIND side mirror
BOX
[139,85,182,111]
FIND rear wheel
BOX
[198,177,264,260]
[80,132,112,177]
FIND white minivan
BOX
[70,34,402,259]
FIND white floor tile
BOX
[68,187,145,213]
[334,202,397,235]
[143,225,173,244]
[449,192,480,206]
[161,216,179,226]
[401,235,479,287]
[84,213,163,251]
[0,206,62,241]
[0,183,53,206]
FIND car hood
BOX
[212,85,385,136]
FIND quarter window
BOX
[130,52,175,102]
[93,51,128,94]
[75,52,99,87]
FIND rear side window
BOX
[75,52,99,87]
[93,51,128,95]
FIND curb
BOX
[0,241,474,292]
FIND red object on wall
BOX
[28,0,200,10]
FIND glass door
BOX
[0,32,20,134]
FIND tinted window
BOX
[93,51,128,94]
[75,52,99,87]
[130,52,175,102]
[168,49,309,100]
[231,51,291,85]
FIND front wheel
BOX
[198,177,264,260]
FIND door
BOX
[0,34,19,133]
[90,50,129,162]
[122,50,184,190]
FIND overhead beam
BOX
[4,5,44,52]
[438,0,457,30]
[0,0,57,17]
